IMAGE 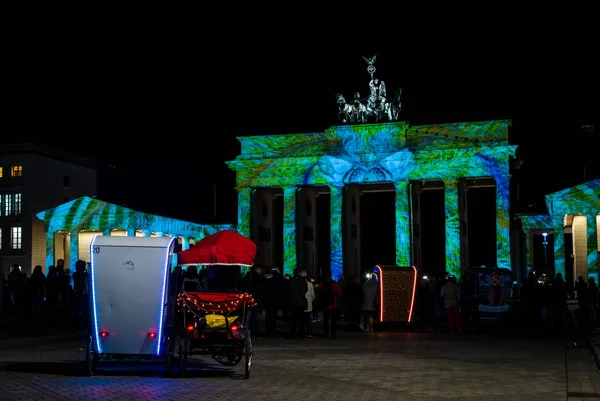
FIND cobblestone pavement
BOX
[2,328,597,401]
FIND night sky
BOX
[5,24,599,224]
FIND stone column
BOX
[587,214,598,280]
[237,187,252,238]
[495,175,511,270]
[329,185,343,280]
[282,187,298,276]
[181,236,190,251]
[45,231,55,273]
[553,216,566,278]
[443,179,461,278]
[69,231,79,273]
[524,228,534,274]
[394,181,411,267]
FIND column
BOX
[45,231,55,272]
[329,185,343,280]
[69,231,79,273]
[394,181,411,267]
[181,236,190,251]
[524,228,534,273]
[443,179,461,278]
[237,187,252,238]
[587,214,598,280]
[495,175,511,270]
[282,187,298,276]
[553,216,565,278]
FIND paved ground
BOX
[0,321,599,401]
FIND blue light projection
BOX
[521,179,600,279]
[228,120,516,279]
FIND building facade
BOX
[227,120,517,280]
[518,179,599,284]
[36,196,234,274]
[0,144,97,275]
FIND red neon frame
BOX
[375,265,418,323]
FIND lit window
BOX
[11,226,22,250]
[4,194,12,216]
[14,193,22,216]
[0,167,3,178]
[11,165,23,177]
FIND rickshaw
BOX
[173,230,257,379]
[84,236,177,376]
[84,230,257,379]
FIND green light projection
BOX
[546,180,599,279]
[227,120,516,279]
[444,180,461,278]
[519,214,553,272]
[36,196,233,271]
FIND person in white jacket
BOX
[300,270,316,338]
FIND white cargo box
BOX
[89,236,175,356]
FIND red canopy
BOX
[178,230,257,267]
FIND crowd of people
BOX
[3,260,599,339]
[1,260,90,328]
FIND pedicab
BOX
[84,236,177,376]
[175,230,257,379]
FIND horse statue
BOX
[391,88,403,121]
[336,93,352,123]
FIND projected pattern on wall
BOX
[522,179,600,279]
[228,120,516,279]
[37,196,233,269]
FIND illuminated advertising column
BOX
[237,187,252,238]
[394,181,411,267]
[283,187,298,275]
[496,175,511,270]
[443,179,460,278]
[330,185,343,280]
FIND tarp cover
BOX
[178,230,257,267]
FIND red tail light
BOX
[186,325,194,332]
[147,332,156,339]
[230,324,242,339]
[100,331,109,338]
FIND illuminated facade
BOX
[227,120,517,280]
[36,196,234,274]
[519,179,600,282]
[0,144,96,275]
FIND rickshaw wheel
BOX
[178,333,188,377]
[85,334,97,377]
[244,332,252,379]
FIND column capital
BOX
[442,178,459,187]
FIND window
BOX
[11,226,22,250]
[63,175,70,187]
[4,194,12,216]
[0,166,3,178]
[0,228,2,250]
[14,193,22,216]
[11,165,23,177]
[0,195,2,216]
